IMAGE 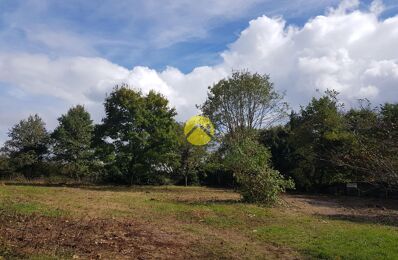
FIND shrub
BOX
[225,138,294,204]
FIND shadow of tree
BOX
[175,199,242,206]
[318,213,398,227]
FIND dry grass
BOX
[1,185,398,259]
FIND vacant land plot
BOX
[0,185,397,259]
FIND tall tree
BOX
[52,105,94,181]
[201,71,292,203]
[289,90,353,190]
[339,103,398,191]
[95,85,179,185]
[201,71,288,142]
[2,114,49,178]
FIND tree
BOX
[95,85,180,185]
[338,102,398,191]
[289,90,353,191]
[52,105,95,181]
[2,114,49,178]
[177,124,207,186]
[201,71,288,142]
[225,137,294,204]
[0,153,12,179]
[259,125,294,178]
[201,71,292,202]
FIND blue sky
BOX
[0,0,398,144]
[0,0,345,71]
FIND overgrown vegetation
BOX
[0,71,397,204]
[225,137,294,204]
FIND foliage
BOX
[225,137,294,204]
[0,153,12,179]
[261,93,398,193]
[175,124,207,186]
[52,105,95,181]
[95,85,180,185]
[288,90,354,191]
[201,71,292,201]
[199,152,235,187]
[337,102,398,189]
[201,70,288,142]
[1,114,50,178]
[0,71,396,195]
[259,125,293,178]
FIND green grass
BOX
[0,201,64,217]
[1,185,398,259]
[256,215,398,259]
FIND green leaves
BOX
[2,114,49,178]
[96,85,179,185]
[52,105,94,180]
[288,91,353,190]
[225,137,294,205]
[201,71,288,142]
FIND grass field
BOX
[1,185,398,259]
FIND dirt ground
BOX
[0,210,196,259]
[1,189,398,259]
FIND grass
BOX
[1,185,398,259]
[256,216,398,259]
[0,201,64,217]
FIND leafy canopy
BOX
[2,114,49,177]
[95,85,180,185]
[52,105,94,180]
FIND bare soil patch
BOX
[0,210,194,259]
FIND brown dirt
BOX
[0,210,195,259]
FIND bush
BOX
[225,138,294,204]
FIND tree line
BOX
[0,71,397,203]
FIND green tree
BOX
[340,102,398,190]
[259,125,293,178]
[201,71,292,201]
[52,105,95,181]
[0,153,12,179]
[176,124,207,186]
[289,90,353,190]
[95,85,179,185]
[2,114,49,178]
[201,71,288,142]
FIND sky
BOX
[0,0,398,144]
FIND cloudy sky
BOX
[0,0,398,144]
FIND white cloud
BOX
[0,0,398,145]
[95,0,263,47]
[0,53,128,104]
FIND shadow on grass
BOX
[4,182,92,188]
[318,213,398,227]
[289,193,398,211]
[4,182,154,193]
[3,182,234,194]
[176,199,242,206]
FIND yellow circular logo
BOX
[184,115,214,146]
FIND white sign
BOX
[346,183,358,188]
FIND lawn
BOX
[0,185,397,259]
